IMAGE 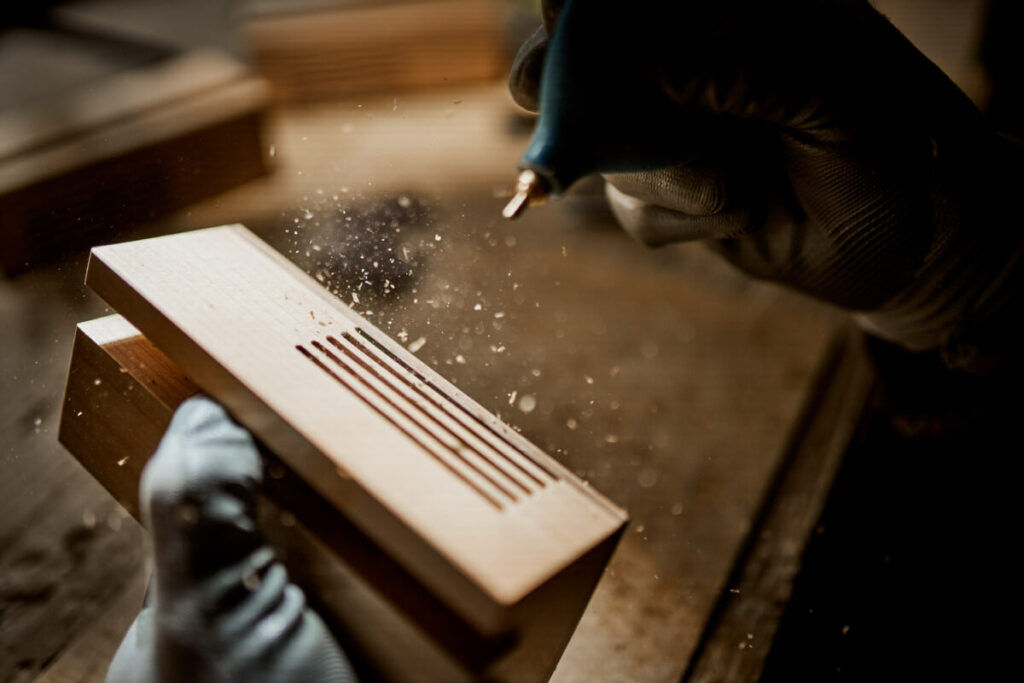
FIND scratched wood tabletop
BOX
[1,82,838,682]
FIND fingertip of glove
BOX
[142,396,262,509]
[169,396,255,452]
[172,394,233,430]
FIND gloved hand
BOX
[106,396,358,683]
[510,0,1024,373]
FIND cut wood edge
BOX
[58,316,198,518]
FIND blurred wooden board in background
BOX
[0,45,270,274]
[245,0,512,103]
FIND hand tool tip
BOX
[501,169,548,220]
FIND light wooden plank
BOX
[82,225,626,666]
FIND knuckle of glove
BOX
[605,167,727,216]
[605,179,751,246]
[605,183,705,246]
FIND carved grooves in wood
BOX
[297,331,556,511]
[349,328,560,483]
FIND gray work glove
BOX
[106,396,358,683]
[510,0,1024,374]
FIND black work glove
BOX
[510,0,1024,374]
[106,396,358,683]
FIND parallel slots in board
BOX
[335,332,555,490]
[350,327,560,484]
[294,317,577,512]
[296,343,508,510]
[324,334,538,497]
[310,338,522,501]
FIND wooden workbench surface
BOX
[1,84,839,682]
